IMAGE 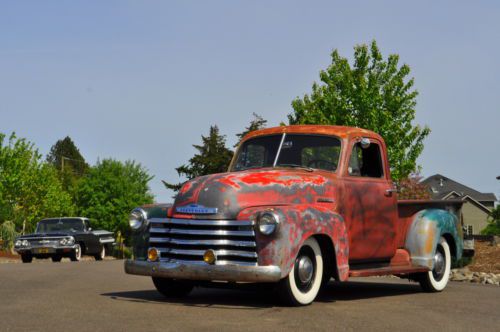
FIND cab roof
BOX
[243,125,383,142]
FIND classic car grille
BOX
[148,218,257,266]
[25,238,62,247]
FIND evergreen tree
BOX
[234,113,267,147]
[289,41,430,180]
[164,125,233,192]
[46,136,88,192]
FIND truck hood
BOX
[173,168,337,220]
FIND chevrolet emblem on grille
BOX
[176,204,218,215]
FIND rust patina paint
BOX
[162,125,464,280]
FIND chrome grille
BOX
[149,218,257,266]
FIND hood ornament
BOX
[176,204,218,215]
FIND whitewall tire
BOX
[277,237,323,306]
[419,237,451,292]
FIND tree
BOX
[163,125,233,192]
[75,159,154,237]
[234,113,267,147]
[46,136,89,193]
[482,205,500,236]
[0,133,74,236]
[289,41,430,180]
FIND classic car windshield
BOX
[232,134,341,172]
[36,219,85,233]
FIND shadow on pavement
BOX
[102,279,422,308]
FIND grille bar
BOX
[149,237,256,248]
[149,218,258,266]
[156,247,258,258]
[150,227,254,237]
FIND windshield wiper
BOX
[276,164,314,172]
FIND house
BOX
[421,174,497,235]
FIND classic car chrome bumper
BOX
[124,259,282,283]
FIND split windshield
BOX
[36,219,85,233]
[232,134,341,172]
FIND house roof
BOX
[421,174,497,202]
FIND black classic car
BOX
[14,217,115,263]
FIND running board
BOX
[349,265,429,277]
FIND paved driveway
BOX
[0,260,498,331]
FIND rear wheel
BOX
[70,244,82,262]
[51,256,62,262]
[276,237,323,306]
[418,237,451,292]
[94,245,105,261]
[152,278,194,298]
[21,254,32,263]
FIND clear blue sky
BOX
[1,1,499,202]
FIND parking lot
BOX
[0,259,498,331]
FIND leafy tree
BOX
[164,125,233,192]
[0,133,74,236]
[482,205,500,236]
[289,40,430,180]
[75,159,154,237]
[46,136,88,193]
[234,113,267,147]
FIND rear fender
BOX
[405,209,463,269]
[238,205,349,281]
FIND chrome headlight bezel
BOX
[257,211,280,235]
[15,240,22,247]
[129,208,148,231]
[60,237,75,246]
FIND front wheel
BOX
[418,237,451,292]
[94,245,105,261]
[70,244,82,262]
[21,254,33,263]
[152,278,194,298]
[276,237,323,306]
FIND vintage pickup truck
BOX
[125,125,471,305]
[15,217,115,263]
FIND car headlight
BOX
[257,211,280,235]
[60,237,75,246]
[15,240,22,247]
[21,240,30,247]
[129,208,148,230]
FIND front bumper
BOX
[124,259,282,283]
[15,246,77,256]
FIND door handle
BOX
[385,188,398,197]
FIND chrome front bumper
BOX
[124,259,282,283]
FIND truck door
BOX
[342,138,398,261]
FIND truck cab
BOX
[125,125,467,305]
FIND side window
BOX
[84,220,91,231]
[348,142,384,178]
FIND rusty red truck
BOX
[125,125,471,305]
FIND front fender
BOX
[238,205,349,281]
[405,209,463,269]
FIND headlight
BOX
[21,240,30,247]
[60,237,75,246]
[257,211,280,235]
[15,240,22,247]
[129,208,148,230]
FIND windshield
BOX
[36,219,85,233]
[232,134,341,172]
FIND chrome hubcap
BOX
[433,248,445,280]
[297,256,314,284]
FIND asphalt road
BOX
[0,260,498,332]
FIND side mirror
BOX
[360,138,371,149]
